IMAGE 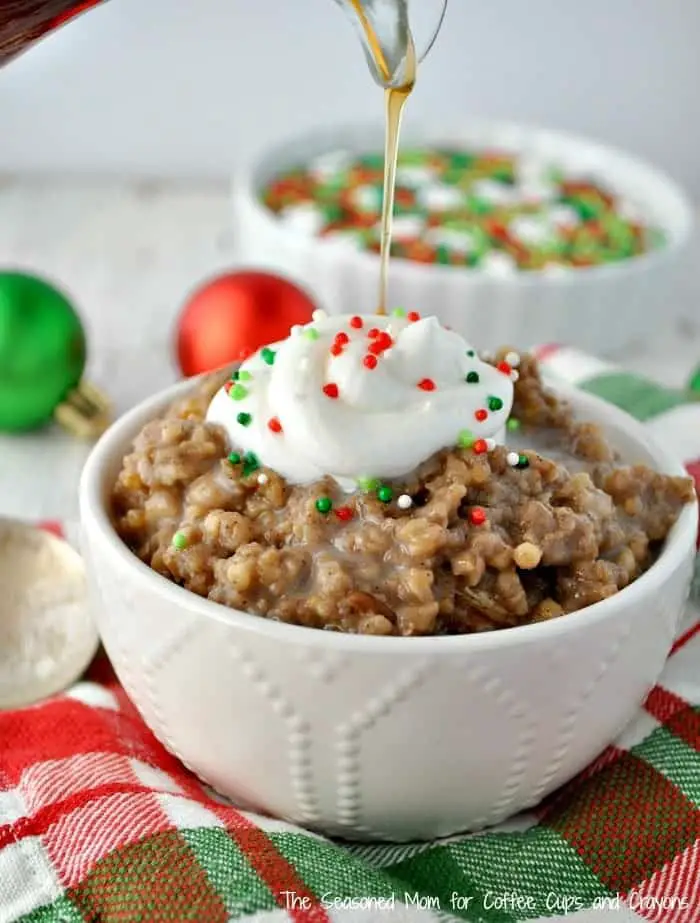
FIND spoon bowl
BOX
[336,0,448,86]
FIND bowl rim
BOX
[80,371,698,654]
[233,118,696,287]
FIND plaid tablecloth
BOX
[1,348,699,923]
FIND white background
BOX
[0,0,698,198]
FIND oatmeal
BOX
[110,312,693,636]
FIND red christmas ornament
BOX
[176,270,316,377]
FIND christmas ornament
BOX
[0,271,110,436]
[688,363,700,396]
[176,270,317,377]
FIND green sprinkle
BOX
[488,396,504,412]
[357,477,380,492]
[172,531,187,551]
[237,412,252,426]
[238,370,253,382]
[261,347,276,366]
[243,452,260,476]
[458,429,475,449]
[517,453,530,469]
[506,417,521,432]
[391,308,406,318]
[466,350,475,357]
[466,371,480,384]
[436,245,451,265]
[231,371,240,381]
[315,496,332,514]
[304,328,320,341]
[377,486,393,503]
[230,384,249,401]
[228,452,241,465]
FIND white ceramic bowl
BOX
[232,121,694,354]
[79,377,697,842]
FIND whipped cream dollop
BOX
[206,312,514,488]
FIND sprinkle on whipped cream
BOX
[205,313,514,488]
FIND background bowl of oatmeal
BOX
[79,376,697,842]
[232,121,694,355]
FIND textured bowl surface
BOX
[232,121,695,354]
[79,376,697,841]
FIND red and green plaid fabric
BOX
[1,349,699,923]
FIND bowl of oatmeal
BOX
[233,121,694,353]
[79,311,697,841]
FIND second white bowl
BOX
[232,121,694,354]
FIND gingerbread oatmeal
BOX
[110,313,693,636]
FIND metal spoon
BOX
[335,0,448,87]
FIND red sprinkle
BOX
[497,361,512,376]
[350,316,363,329]
[363,354,378,370]
[407,311,421,323]
[417,378,436,391]
[268,417,282,433]
[224,381,233,394]
[335,332,349,346]
[330,343,344,356]
[473,438,488,454]
[335,506,354,522]
[475,409,488,422]
[369,332,394,356]
[368,327,381,338]
[469,507,487,526]
[323,383,339,399]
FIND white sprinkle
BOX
[549,205,580,229]
[312,309,327,322]
[417,183,464,212]
[424,226,477,253]
[397,494,413,510]
[291,325,303,336]
[518,180,557,203]
[485,438,496,451]
[472,179,516,206]
[387,215,426,240]
[396,165,435,188]
[509,216,552,246]
[480,251,517,278]
[507,452,520,467]
[352,184,381,212]
[511,369,520,382]
[279,203,325,236]
[504,351,521,368]
[257,474,269,486]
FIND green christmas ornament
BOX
[0,271,110,436]
[688,364,700,396]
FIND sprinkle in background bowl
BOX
[261,146,667,273]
